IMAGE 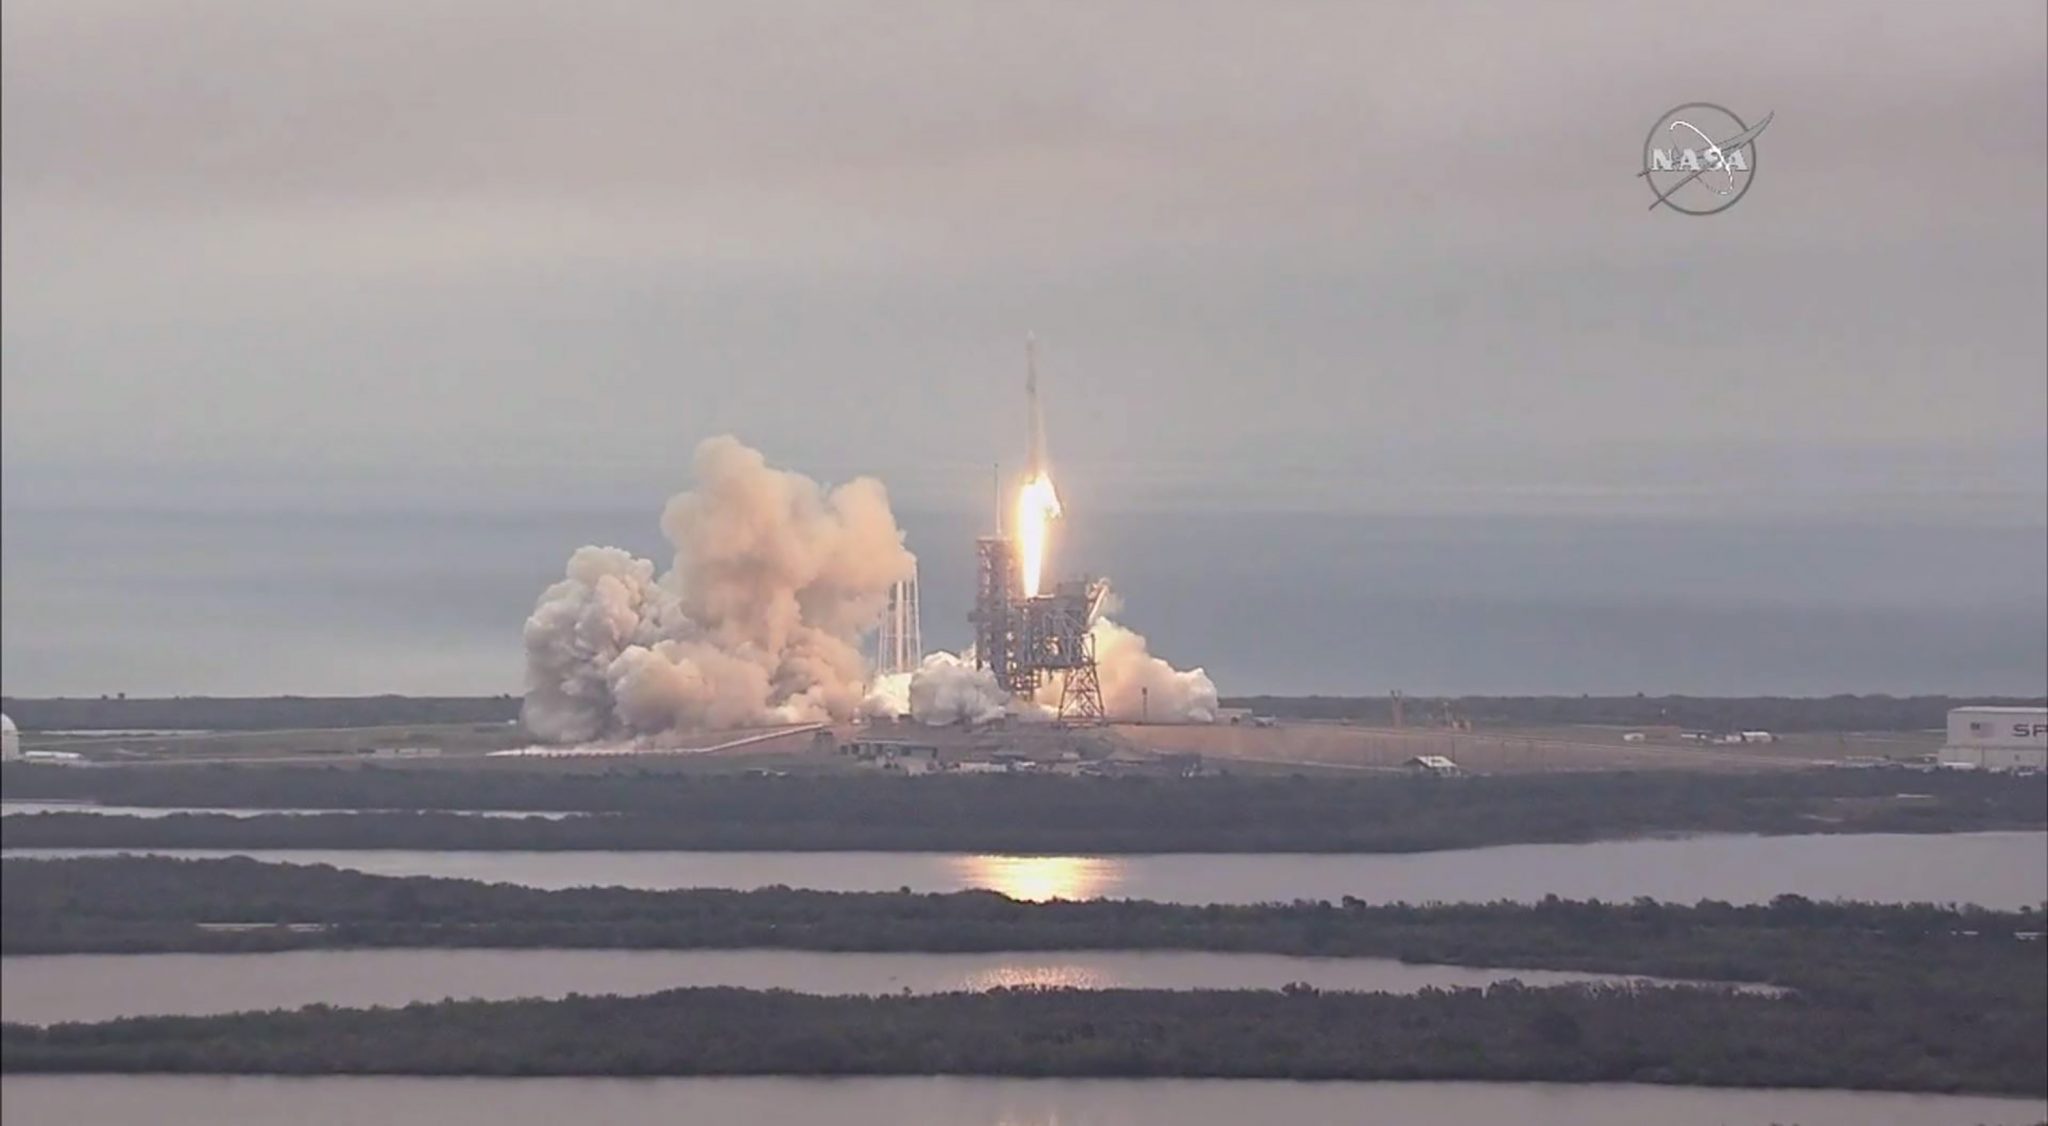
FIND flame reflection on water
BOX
[960,964,1116,991]
[952,855,1120,902]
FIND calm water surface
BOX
[0,948,1769,1025]
[10,831,2042,906]
[1,1076,2041,1126]
[0,801,579,820]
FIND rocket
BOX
[1012,334,1063,595]
[1025,334,1047,478]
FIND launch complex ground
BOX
[2,711,1946,776]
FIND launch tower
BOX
[968,335,1104,722]
[970,543,1106,721]
[970,335,1114,724]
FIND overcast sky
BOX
[3,1,2044,517]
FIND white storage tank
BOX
[0,714,19,762]
[1940,706,2048,772]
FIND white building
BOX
[0,714,19,762]
[1939,707,2048,772]
[953,760,1008,774]
[371,746,441,759]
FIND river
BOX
[0,948,1776,1025]
[1,1076,2040,1126]
[9,831,2043,905]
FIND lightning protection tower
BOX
[874,562,922,677]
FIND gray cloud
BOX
[2,0,2043,519]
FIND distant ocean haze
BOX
[1,506,2042,697]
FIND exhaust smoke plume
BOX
[865,652,1012,726]
[1070,616,1219,723]
[522,437,914,743]
[867,627,1216,727]
[864,592,1219,727]
[522,435,1218,741]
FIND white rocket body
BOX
[1025,336,1047,479]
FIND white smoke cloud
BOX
[1091,617,1219,723]
[903,652,1013,725]
[521,436,914,743]
[866,622,1215,727]
[862,652,1020,726]
[860,670,913,721]
[1034,616,1218,723]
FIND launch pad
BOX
[971,535,1107,721]
[959,336,1108,723]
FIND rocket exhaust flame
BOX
[1016,472,1061,597]
[1016,334,1060,597]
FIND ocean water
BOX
[3,1075,2042,1126]
[1,507,2042,697]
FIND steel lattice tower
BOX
[971,537,1104,722]
[873,562,922,677]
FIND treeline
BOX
[8,857,2040,1091]
[0,695,520,732]
[4,769,2042,853]
[1222,694,2046,732]
[7,857,2043,1000]
[7,982,2043,1094]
